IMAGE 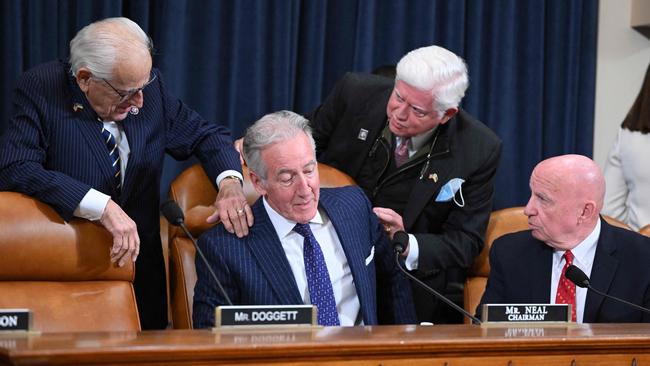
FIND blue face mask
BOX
[435,178,465,207]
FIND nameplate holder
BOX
[215,305,317,329]
[481,304,571,326]
[0,309,31,332]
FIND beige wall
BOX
[594,0,650,168]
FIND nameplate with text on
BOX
[0,309,31,332]
[482,304,571,324]
[215,305,316,328]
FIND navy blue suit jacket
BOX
[479,218,650,322]
[193,186,417,328]
[0,60,241,329]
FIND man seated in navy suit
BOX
[479,154,650,323]
[0,17,252,329]
[193,111,417,328]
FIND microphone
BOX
[391,231,481,324]
[161,199,233,306]
[565,264,650,315]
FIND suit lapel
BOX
[120,113,145,200]
[584,219,619,322]
[319,189,374,323]
[402,123,452,229]
[67,73,119,196]
[528,240,553,302]
[345,89,392,177]
[246,200,303,304]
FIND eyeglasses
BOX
[102,73,157,103]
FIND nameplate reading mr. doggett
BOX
[215,305,316,328]
[0,309,31,331]
[482,304,571,324]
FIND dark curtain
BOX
[0,0,598,209]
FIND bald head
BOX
[525,154,605,250]
[533,154,605,212]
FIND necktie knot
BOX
[564,250,574,265]
[394,137,411,167]
[293,223,312,238]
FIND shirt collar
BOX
[396,126,437,153]
[262,197,323,239]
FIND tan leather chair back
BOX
[640,224,650,237]
[0,192,140,332]
[463,208,632,323]
[463,207,528,322]
[167,163,355,329]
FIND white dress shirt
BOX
[550,220,600,323]
[263,197,362,326]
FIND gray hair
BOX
[69,17,153,79]
[396,45,469,116]
[243,111,315,179]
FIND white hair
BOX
[396,45,469,116]
[69,17,152,79]
[243,111,315,179]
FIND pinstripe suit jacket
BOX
[0,60,241,329]
[193,186,416,328]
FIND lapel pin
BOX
[72,103,84,112]
[129,107,139,115]
[357,128,368,141]
[429,173,438,183]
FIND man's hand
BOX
[99,199,140,267]
[234,138,245,165]
[207,178,253,237]
[373,207,409,256]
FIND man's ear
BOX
[439,107,458,125]
[579,201,599,223]
[249,170,267,197]
[75,68,92,92]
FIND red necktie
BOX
[555,250,577,322]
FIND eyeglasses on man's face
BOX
[101,73,157,103]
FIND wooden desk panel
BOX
[2,324,650,365]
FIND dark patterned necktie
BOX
[101,126,121,194]
[293,223,340,326]
[394,137,411,167]
[556,250,577,322]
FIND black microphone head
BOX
[565,264,590,288]
[160,199,185,226]
[392,231,409,254]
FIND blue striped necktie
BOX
[293,223,340,326]
[100,126,121,194]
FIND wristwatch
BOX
[221,175,243,186]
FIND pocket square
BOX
[365,246,375,265]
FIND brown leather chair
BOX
[639,224,650,237]
[463,208,632,323]
[0,192,140,332]
[167,163,356,329]
[463,207,529,323]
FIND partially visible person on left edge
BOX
[0,17,252,330]
[479,154,650,323]
[193,111,416,328]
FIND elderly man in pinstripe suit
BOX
[0,17,252,330]
[193,111,416,328]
